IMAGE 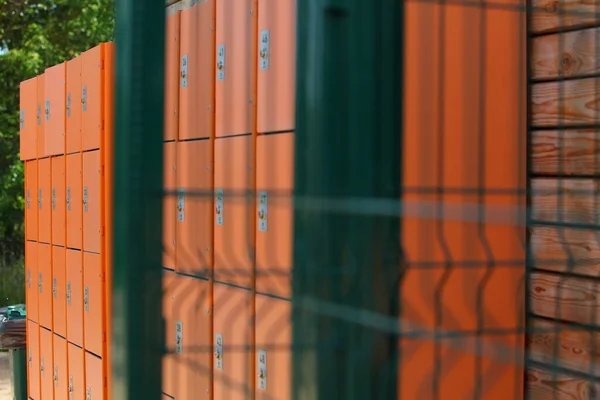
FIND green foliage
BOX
[0,0,114,279]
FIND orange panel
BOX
[27,320,41,400]
[179,1,215,140]
[83,150,101,254]
[83,252,104,356]
[40,327,54,400]
[214,283,253,400]
[85,352,104,400]
[52,246,67,337]
[176,140,213,277]
[256,134,293,299]
[38,243,53,330]
[81,45,105,151]
[164,142,176,270]
[67,343,84,400]
[257,0,296,134]
[52,156,66,246]
[25,160,38,241]
[165,13,180,141]
[37,74,46,158]
[38,158,52,244]
[66,153,82,249]
[215,0,254,137]
[256,295,291,400]
[45,63,67,156]
[26,241,39,323]
[66,249,83,347]
[66,57,82,154]
[20,77,38,160]
[53,335,68,400]
[214,136,254,288]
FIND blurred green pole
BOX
[112,1,165,399]
[293,0,404,399]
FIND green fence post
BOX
[9,348,27,400]
[112,1,165,399]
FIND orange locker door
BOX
[20,77,38,161]
[67,343,84,400]
[40,328,54,400]
[26,241,39,323]
[257,0,296,134]
[256,134,294,299]
[162,271,177,397]
[66,249,83,347]
[215,0,254,138]
[53,335,68,400]
[83,150,101,254]
[52,156,66,246]
[38,158,52,244]
[85,352,104,400]
[45,63,67,156]
[38,243,53,330]
[52,246,67,337]
[164,142,176,270]
[66,153,82,249]
[255,295,292,400]
[81,45,105,151]
[27,320,41,400]
[83,252,104,356]
[165,12,180,141]
[214,283,253,400]
[176,140,213,277]
[25,160,38,241]
[66,56,82,154]
[37,74,46,158]
[179,1,215,140]
[214,136,254,288]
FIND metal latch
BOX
[38,188,43,210]
[45,99,50,121]
[177,189,185,222]
[257,350,267,390]
[40,356,45,377]
[20,109,25,130]
[259,30,270,70]
[217,44,226,81]
[53,276,57,299]
[82,86,87,112]
[37,104,41,126]
[181,54,188,88]
[52,188,56,210]
[54,365,59,387]
[67,282,71,306]
[83,187,88,212]
[27,269,31,289]
[215,333,223,370]
[84,286,89,312]
[38,272,43,294]
[215,189,224,225]
[86,387,92,400]
[175,321,183,354]
[69,376,74,399]
[66,187,71,211]
[67,93,71,117]
[258,191,268,232]
[28,349,32,368]
[26,189,30,209]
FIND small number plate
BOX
[84,286,89,312]
[258,350,267,390]
[215,333,223,370]
[82,87,87,112]
[177,189,185,222]
[258,191,268,232]
[176,321,183,354]
[216,189,224,226]
[181,55,189,88]
[217,44,226,81]
[259,30,270,70]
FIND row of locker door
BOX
[26,242,105,357]
[27,322,104,400]
[24,151,103,254]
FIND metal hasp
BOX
[293,0,403,399]
[113,0,165,399]
[217,45,226,81]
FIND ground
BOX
[0,352,11,400]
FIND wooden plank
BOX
[532,28,600,80]
[527,367,600,399]
[532,129,600,175]
[531,0,598,34]
[532,78,600,127]
[532,179,597,224]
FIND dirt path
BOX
[0,352,11,400]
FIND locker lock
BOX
[40,357,44,375]
[260,48,268,61]
[28,350,32,368]
[217,60,224,71]
[54,365,59,387]
[69,376,74,399]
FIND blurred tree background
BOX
[0,0,114,306]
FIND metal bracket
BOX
[26,189,30,209]
[28,349,32,368]
[37,104,41,126]
[27,269,31,289]
[53,276,57,299]
[20,109,25,130]
[175,321,183,354]
[259,30,270,70]
[82,86,87,112]
[38,272,43,294]
[67,282,71,306]
[83,187,88,212]
[69,376,74,399]
[215,333,223,370]
[84,286,89,312]
[38,188,43,210]
[52,188,56,211]
[257,350,267,390]
[181,54,188,88]
[67,93,71,118]
[45,99,51,121]
[217,44,226,81]
[86,387,91,400]
[54,365,59,387]
[258,191,268,232]
[215,189,224,226]
[177,189,185,222]
[66,187,71,211]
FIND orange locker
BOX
[164,142,176,270]
[66,249,83,347]
[85,352,104,400]
[40,327,54,400]
[214,283,253,400]
[81,45,106,151]
[83,252,104,356]
[214,136,254,288]
[215,0,254,137]
[256,134,294,299]
[53,334,68,400]
[52,246,67,337]
[165,12,180,141]
[27,320,41,400]
[66,153,82,249]
[257,0,296,134]
[162,271,177,397]
[45,63,67,156]
[52,156,66,246]
[25,160,38,241]
[38,157,52,244]
[67,343,85,400]
[179,1,215,140]
[37,74,47,158]
[255,295,291,400]
[83,150,101,254]
[26,241,39,323]
[66,56,82,154]
[38,243,53,330]
[20,77,38,161]
[164,274,212,399]
[176,140,213,277]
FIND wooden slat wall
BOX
[530,6,600,397]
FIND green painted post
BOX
[9,348,27,400]
[293,0,404,399]
[112,1,165,399]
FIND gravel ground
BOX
[0,352,11,400]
